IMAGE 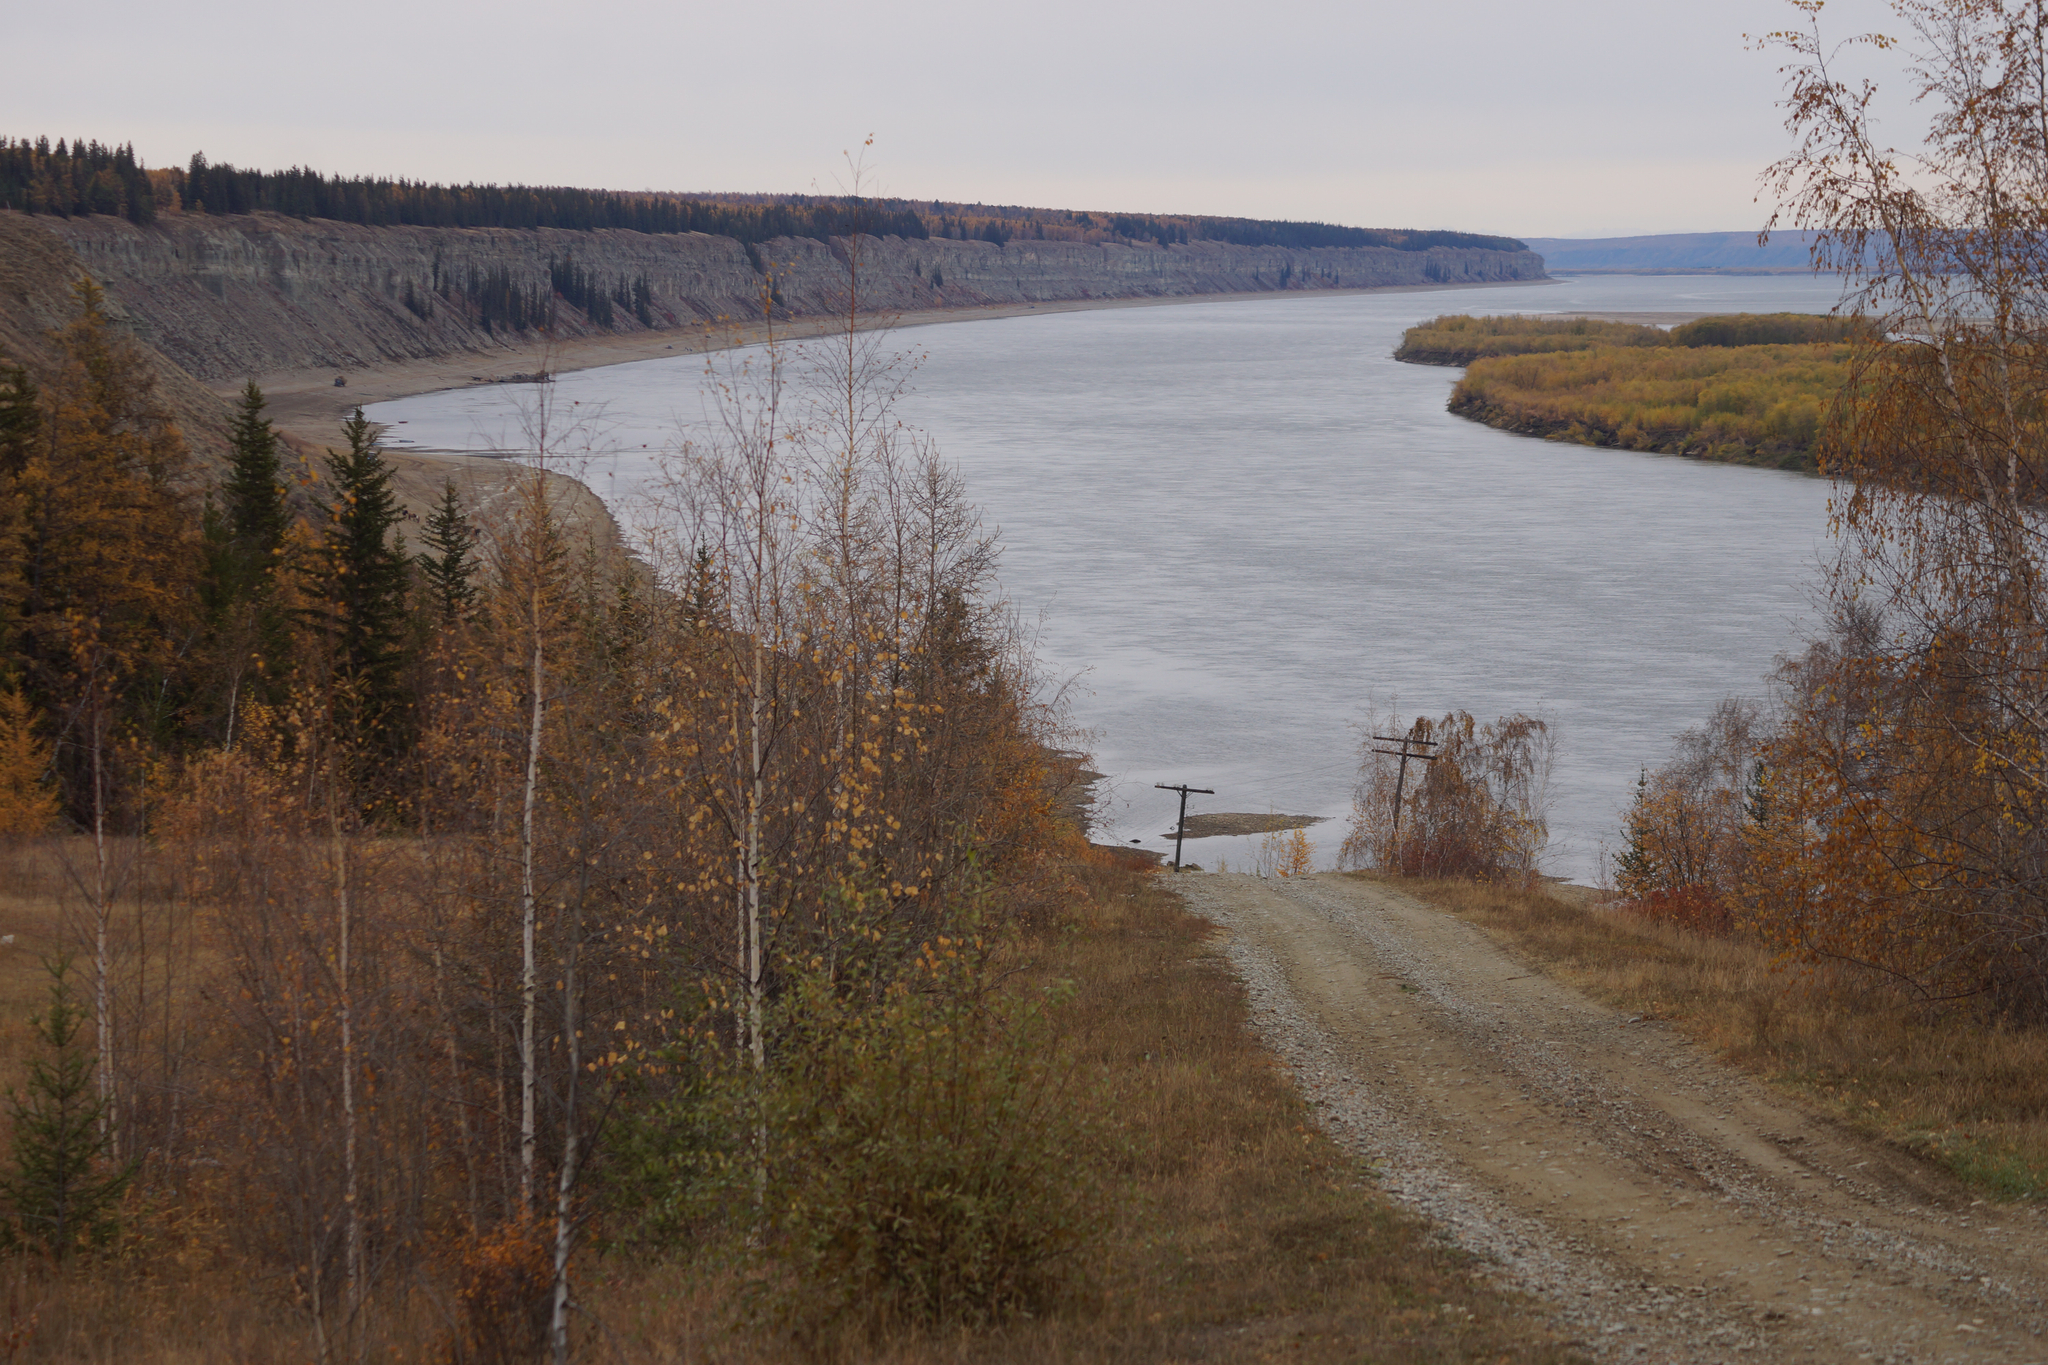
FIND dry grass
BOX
[0,847,70,1095]
[0,841,1587,1361]
[1376,873,2048,1202]
[1394,314,1668,366]
[1450,343,1850,471]
[0,840,324,1362]
[581,856,1585,1363]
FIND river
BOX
[369,271,1850,882]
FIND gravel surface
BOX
[1177,872,2048,1364]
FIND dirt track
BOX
[1178,873,2048,1363]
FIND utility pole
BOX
[1154,782,1215,871]
[1371,730,1438,867]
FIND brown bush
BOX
[441,1214,553,1365]
[1340,705,1553,882]
[1614,696,1759,934]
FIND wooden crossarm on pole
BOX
[1372,734,1438,859]
[1154,782,1216,871]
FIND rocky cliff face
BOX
[0,212,636,544]
[0,213,235,458]
[26,213,1545,382]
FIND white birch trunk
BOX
[747,639,764,1075]
[519,585,544,1209]
[549,935,579,1364]
[334,821,362,1350]
[91,699,114,1143]
[747,639,766,1212]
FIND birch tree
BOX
[1754,0,2048,1008]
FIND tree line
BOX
[922,200,1526,253]
[2,134,1527,257]
[0,137,929,245]
[0,138,156,223]
[0,273,1097,1356]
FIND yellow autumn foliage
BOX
[1451,342,1852,471]
[0,688,57,836]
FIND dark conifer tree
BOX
[0,364,37,477]
[309,408,412,755]
[0,956,134,1257]
[417,480,478,626]
[198,382,296,733]
[224,382,288,556]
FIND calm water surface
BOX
[370,273,1850,880]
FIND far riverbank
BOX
[238,279,1556,452]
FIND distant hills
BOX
[1520,231,1819,274]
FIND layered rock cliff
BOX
[22,212,1545,383]
[0,213,235,457]
[0,212,626,542]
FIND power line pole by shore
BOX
[1372,731,1438,867]
[1155,782,1215,871]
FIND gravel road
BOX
[1177,872,2048,1364]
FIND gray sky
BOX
[6,0,1901,238]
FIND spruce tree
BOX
[198,382,295,729]
[310,408,412,752]
[0,956,134,1257]
[224,381,288,562]
[418,479,478,626]
[0,362,37,477]
[197,494,236,625]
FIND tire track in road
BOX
[1178,872,2048,1364]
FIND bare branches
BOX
[1341,702,1554,882]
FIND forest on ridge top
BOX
[0,135,1528,255]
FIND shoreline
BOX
[237,278,1556,452]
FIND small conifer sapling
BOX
[1,956,135,1257]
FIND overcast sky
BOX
[6,0,1904,239]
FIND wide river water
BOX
[370,272,1851,881]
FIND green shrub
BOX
[762,956,1110,1331]
[604,936,1116,1336]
